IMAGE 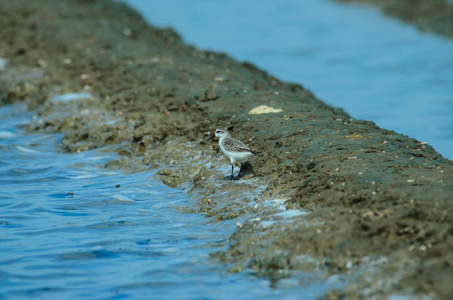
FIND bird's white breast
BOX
[219,138,254,164]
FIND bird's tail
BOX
[251,150,262,155]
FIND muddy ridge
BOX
[1,0,453,298]
[337,0,453,39]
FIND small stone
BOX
[249,105,283,115]
[346,261,353,269]
[123,28,132,36]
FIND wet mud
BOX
[1,0,453,298]
[336,0,453,39]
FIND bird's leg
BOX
[224,164,234,180]
[233,162,243,180]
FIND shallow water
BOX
[122,0,453,159]
[0,104,337,299]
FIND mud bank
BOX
[337,0,453,39]
[1,0,453,298]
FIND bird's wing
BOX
[222,138,252,153]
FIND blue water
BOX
[0,104,336,299]
[122,0,453,159]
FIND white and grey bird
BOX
[206,127,261,180]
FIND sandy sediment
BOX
[1,0,453,298]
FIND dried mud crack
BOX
[1,0,453,298]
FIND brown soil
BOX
[1,0,452,298]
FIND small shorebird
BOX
[206,127,261,180]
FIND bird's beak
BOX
[206,135,215,141]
